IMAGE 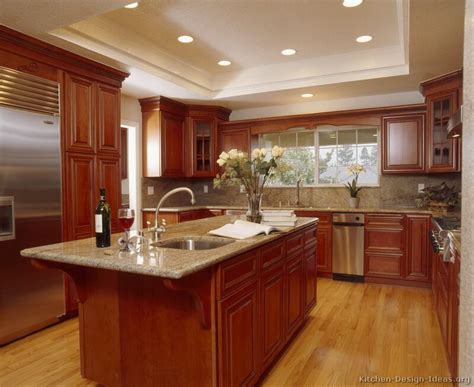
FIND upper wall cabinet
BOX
[96,83,121,155]
[187,105,231,177]
[382,113,426,174]
[140,96,187,177]
[140,97,231,178]
[420,70,462,173]
[217,125,251,155]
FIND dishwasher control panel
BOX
[332,213,365,225]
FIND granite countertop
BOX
[21,216,318,279]
[142,205,432,215]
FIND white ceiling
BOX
[0,0,465,113]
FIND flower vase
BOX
[246,193,263,223]
[348,197,360,209]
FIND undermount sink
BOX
[152,237,234,251]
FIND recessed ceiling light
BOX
[281,48,297,56]
[356,35,373,43]
[178,35,194,43]
[301,93,314,98]
[218,60,232,66]
[343,0,363,7]
[124,2,139,9]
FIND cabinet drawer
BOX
[366,252,402,278]
[286,231,304,256]
[261,240,285,270]
[304,227,317,246]
[366,214,404,228]
[218,251,259,298]
[365,228,404,253]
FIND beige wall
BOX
[460,0,473,378]
[121,94,141,125]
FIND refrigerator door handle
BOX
[0,196,15,241]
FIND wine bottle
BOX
[95,188,111,248]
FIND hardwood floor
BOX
[0,279,450,387]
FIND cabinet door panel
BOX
[218,284,259,387]
[304,244,317,313]
[190,118,216,177]
[286,253,304,338]
[162,112,186,177]
[426,91,459,172]
[97,156,121,233]
[219,128,250,154]
[382,114,425,173]
[365,252,402,278]
[316,226,332,274]
[64,74,95,153]
[406,215,431,281]
[96,84,120,154]
[66,153,95,240]
[260,264,285,368]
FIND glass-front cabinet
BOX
[187,106,231,177]
[191,119,215,176]
[421,70,462,173]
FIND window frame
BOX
[258,125,381,188]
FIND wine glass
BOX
[118,208,135,251]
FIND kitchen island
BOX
[21,215,318,387]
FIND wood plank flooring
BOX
[0,279,450,387]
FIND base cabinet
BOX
[217,224,317,387]
[260,263,286,369]
[218,282,260,387]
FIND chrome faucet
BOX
[147,187,196,242]
[295,178,303,207]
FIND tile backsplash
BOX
[141,174,462,209]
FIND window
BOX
[258,125,379,187]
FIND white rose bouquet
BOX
[214,145,286,222]
[346,163,365,198]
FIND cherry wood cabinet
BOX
[420,70,462,173]
[304,242,317,313]
[96,83,120,155]
[382,113,425,173]
[217,224,317,387]
[259,262,286,369]
[295,211,332,276]
[65,153,96,240]
[432,227,460,379]
[286,252,305,338]
[364,214,405,280]
[64,73,96,153]
[97,156,121,233]
[140,98,231,178]
[218,281,260,387]
[405,215,431,282]
[218,126,251,154]
[140,96,187,177]
[186,106,231,177]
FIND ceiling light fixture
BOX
[356,35,373,43]
[218,60,232,66]
[342,0,363,7]
[281,48,297,56]
[301,93,314,98]
[124,2,139,9]
[178,35,194,43]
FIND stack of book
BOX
[261,209,297,227]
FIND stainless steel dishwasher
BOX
[332,213,365,281]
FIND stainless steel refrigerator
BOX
[0,66,65,345]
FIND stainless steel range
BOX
[430,216,461,263]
